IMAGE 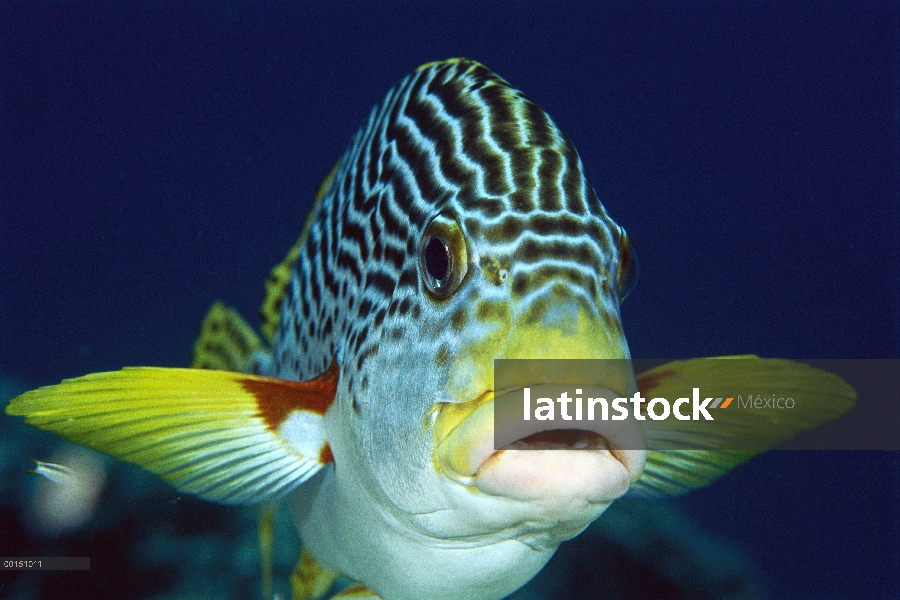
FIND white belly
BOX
[288,466,558,600]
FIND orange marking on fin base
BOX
[318,443,334,464]
[240,361,339,431]
[636,369,677,395]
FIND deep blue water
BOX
[1,2,898,599]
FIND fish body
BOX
[5,59,856,600]
[267,58,642,599]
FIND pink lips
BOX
[475,447,642,502]
[437,386,647,503]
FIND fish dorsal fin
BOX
[630,356,856,497]
[261,161,340,343]
[192,301,266,372]
[5,364,339,505]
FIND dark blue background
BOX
[2,2,898,598]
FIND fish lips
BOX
[436,385,646,504]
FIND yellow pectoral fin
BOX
[5,365,338,505]
[631,449,760,498]
[631,356,857,497]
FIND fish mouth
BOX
[434,385,646,503]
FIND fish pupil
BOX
[424,235,450,283]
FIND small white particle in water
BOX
[28,444,107,536]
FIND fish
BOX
[5,58,856,600]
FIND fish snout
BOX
[436,387,646,504]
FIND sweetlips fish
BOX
[6,58,855,600]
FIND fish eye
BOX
[419,215,468,298]
[616,236,638,302]
[424,235,450,281]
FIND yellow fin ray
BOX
[631,356,856,497]
[260,503,276,600]
[5,367,333,505]
[633,450,757,497]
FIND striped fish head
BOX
[286,58,645,595]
